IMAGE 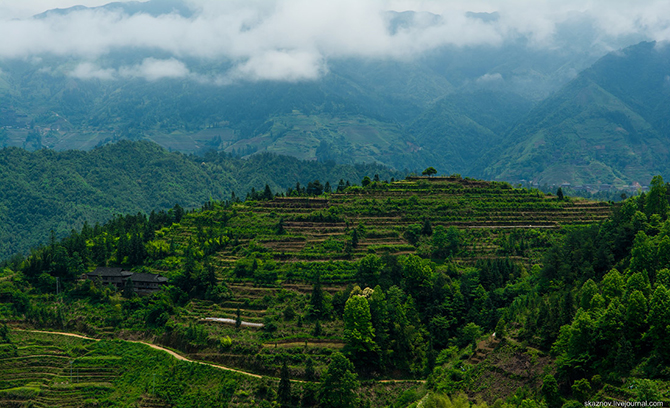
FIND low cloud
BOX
[119,58,191,81]
[70,62,115,80]
[1,0,669,83]
[477,73,503,83]
[69,58,194,81]
[227,51,326,82]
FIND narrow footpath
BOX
[19,329,264,379]
[17,329,425,384]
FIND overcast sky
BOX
[0,0,668,82]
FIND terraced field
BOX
[0,331,131,407]
[205,176,612,267]
[121,177,613,380]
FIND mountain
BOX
[0,140,401,258]
[0,3,644,178]
[484,41,670,186]
[408,90,534,174]
[34,0,194,19]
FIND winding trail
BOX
[16,329,425,384]
[18,329,263,379]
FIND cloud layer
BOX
[1,0,669,82]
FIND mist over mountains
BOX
[1,0,669,186]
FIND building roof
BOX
[129,273,168,283]
[87,267,133,278]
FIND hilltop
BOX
[9,175,668,407]
[0,140,401,258]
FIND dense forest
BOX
[0,140,402,258]
[1,174,669,406]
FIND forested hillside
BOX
[0,140,401,258]
[2,175,669,406]
[485,41,670,186]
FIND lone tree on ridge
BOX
[422,167,437,177]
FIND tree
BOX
[277,218,286,235]
[309,273,325,319]
[421,219,433,236]
[361,176,371,187]
[0,323,10,343]
[356,254,381,287]
[422,167,437,177]
[318,353,359,408]
[647,285,670,360]
[278,360,292,408]
[263,184,273,200]
[172,203,185,223]
[645,175,668,218]
[601,269,625,302]
[235,308,242,328]
[624,290,647,344]
[556,187,564,200]
[305,357,316,381]
[123,277,135,298]
[571,378,591,402]
[541,374,560,407]
[462,322,482,351]
[337,179,346,192]
[495,318,506,340]
[431,226,460,259]
[312,320,322,337]
[343,295,378,367]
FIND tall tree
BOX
[277,360,292,408]
[318,353,359,408]
[309,273,325,319]
[343,294,378,369]
[647,285,670,361]
[645,175,668,218]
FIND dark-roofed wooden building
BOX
[85,267,133,290]
[84,267,168,294]
[129,273,169,295]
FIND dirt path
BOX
[17,329,424,384]
[18,330,262,379]
[202,317,264,328]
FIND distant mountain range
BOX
[0,1,667,186]
[484,41,670,186]
[0,140,400,258]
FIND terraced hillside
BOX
[104,176,612,382]
[2,175,630,407]
[153,176,611,280]
[0,328,419,407]
[0,330,249,407]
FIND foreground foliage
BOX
[2,175,670,406]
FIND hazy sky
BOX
[0,0,668,82]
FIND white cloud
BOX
[0,0,669,82]
[477,73,503,83]
[227,50,326,82]
[69,62,115,80]
[119,58,191,81]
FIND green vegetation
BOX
[485,41,670,186]
[5,38,669,186]
[0,140,401,258]
[3,174,670,406]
